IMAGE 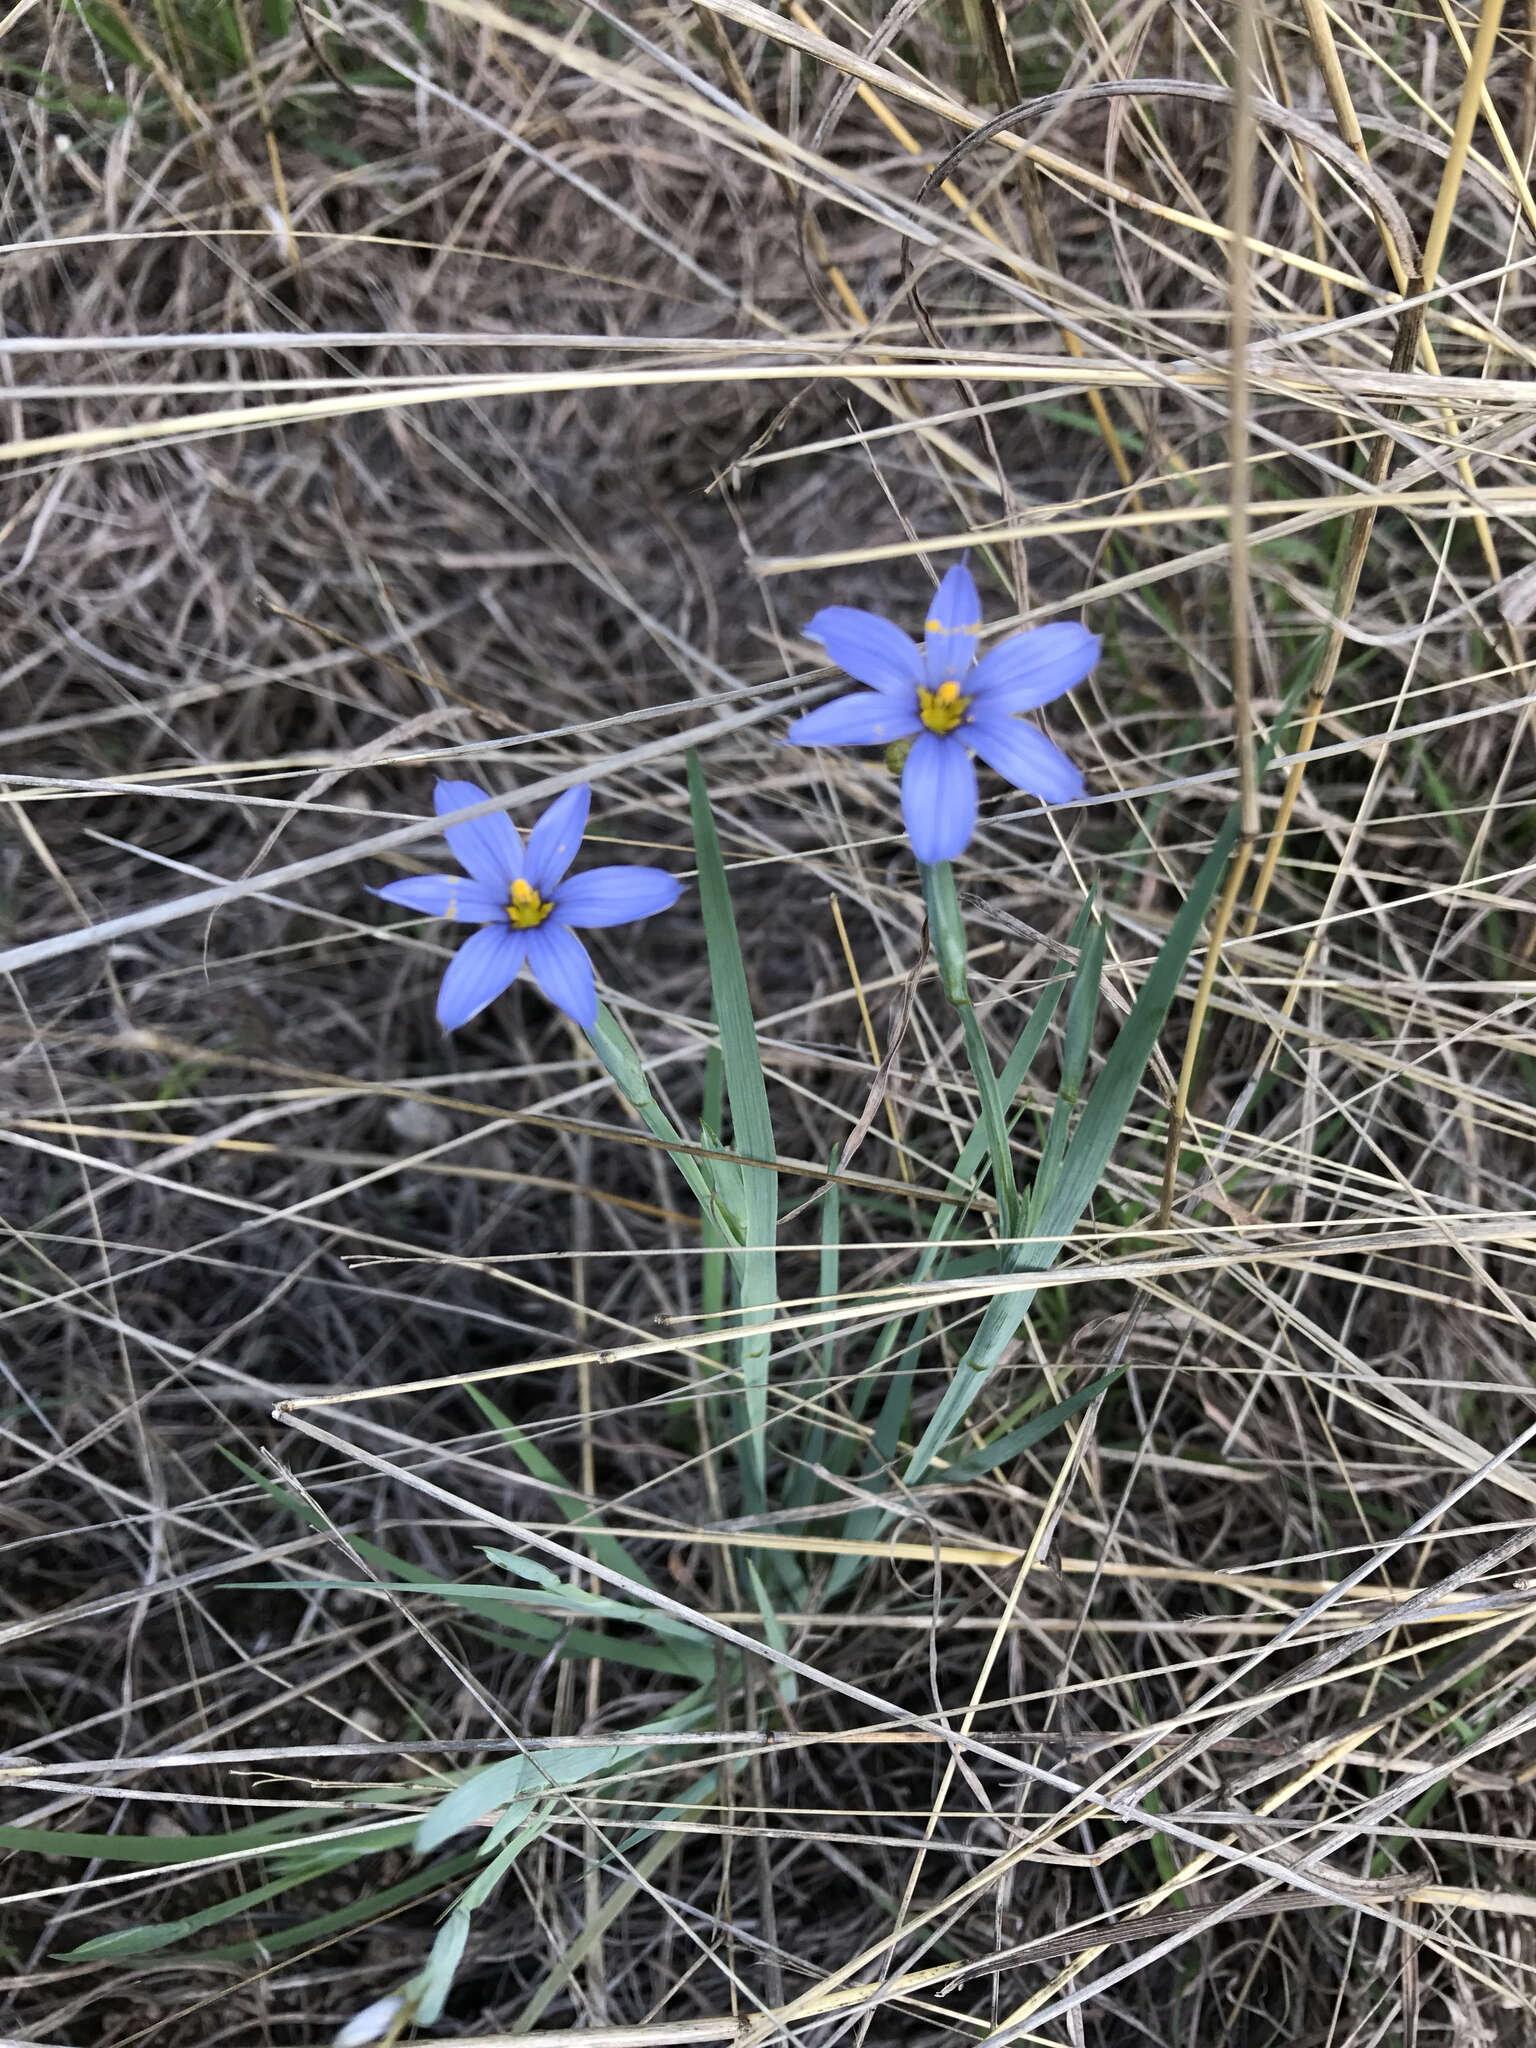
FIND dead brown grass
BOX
[4,1,1536,2043]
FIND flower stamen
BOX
[508,877,554,928]
[917,679,970,737]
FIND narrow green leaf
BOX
[414,1909,470,2026]
[58,1818,411,1959]
[516,1782,715,2033]
[922,859,1019,1228]
[414,1743,624,1855]
[464,1388,657,1591]
[76,3,145,65]
[745,1559,798,1709]
[479,1548,712,1653]
[825,1312,929,1600]
[169,1851,484,1965]
[1060,893,1106,1103]
[686,750,777,1511]
[787,1149,841,1516]
[1041,815,1240,1232]
[944,1365,1128,1478]
[228,1452,678,1658]
[0,1809,404,1870]
[459,1824,540,1911]
[905,812,1241,1480]
[685,753,774,1166]
[231,1538,707,1680]
[588,1002,745,1256]
[1029,898,1106,1223]
[824,947,1076,1552]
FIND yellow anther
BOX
[508,877,554,928]
[917,679,969,737]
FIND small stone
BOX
[387,1099,452,1148]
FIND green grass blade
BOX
[220,1458,708,1678]
[464,1386,658,1591]
[414,1743,624,1854]
[922,859,1019,1229]
[589,1001,746,1256]
[824,1311,929,1600]
[1028,896,1106,1224]
[413,1906,471,2025]
[943,1363,1128,1479]
[820,952,1081,1591]
[746,1558,799,1709]
[170,1851,484,1965]
[698,1044,731,1364]
[1060,894,1107,1104]
[786,1150,840,1517]
[63,1859,347,1960]
[905,810,1242,1481]
[686,749,777,1513]
[513,1778,719,2032]
[0,1811,406,1869]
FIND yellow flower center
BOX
[917,679,970,737]
[508,877,554,928]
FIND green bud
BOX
[884,735,916,778]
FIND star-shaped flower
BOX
[786,562,1096,863]
[374,780,681,1032]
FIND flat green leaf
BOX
[687,750,777,1511]
[64,1859,314,1960]
[414,1907,470,2025]
[923,860,1018,1227]
[459,1823,540,1910]
[824,945,1077,1589]
[589,1003,746,1256]
[479,1549,713,1654]
[0,1809,406,1871]
[174,1851,484,1965]
[1061,893,1106,1103]
[945,1364,1128,1478]
[745,1558,798,1709]
[414,1743,624,1855]
[1029,897,1106,1224]
[786,1149,841,1518]
[905,812,1241,1480]
[465,1389,658,1592]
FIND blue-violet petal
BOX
[923,563,983,687]
[524,923,599,1030]
[966,713,1085,805]
[787,692,923,748]
[436,924,527,1031]
[965,623,1101,712]
[553,866,683,930]
[434,780,522,892]
[372,873,504,922]
[901,730,978,864]
[803,606,924,695]
[523,784,592,896]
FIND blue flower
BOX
[785,562,1097,863]
[374,780,682,1033]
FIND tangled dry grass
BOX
[4,1,1536,2043]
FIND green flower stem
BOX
[587,1002,745,1259]
[920,859,1020,1238]
[904,809,1242,1484]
